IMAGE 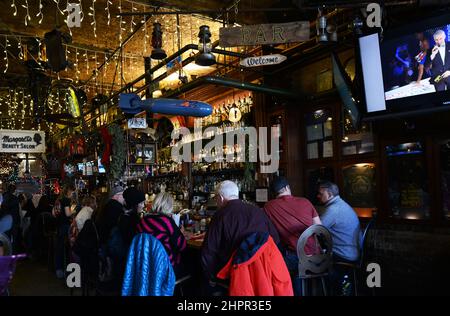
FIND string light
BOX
[4,36,10,73]
[89,0,97,38]
[22,0,31,26]
[85,50,89,74]
[37,38,41,60]
[36,0,43,24]
[79,0,84,22]
[118,0,126,45]
[142,5,149,54]
[131,3,137,32]
[11,0,17,16]
[75,48,79,83]
[17,36,23,60]
[53,0,64,15]
[105,0,112,26]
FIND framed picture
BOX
[144,143,156,163]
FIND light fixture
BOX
[150,22,166,60]
[195,25,216,66]
[317,9,328,43]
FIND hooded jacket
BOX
[217,232,293,296]
[122,233,175,296]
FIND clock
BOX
[228,106,242,123]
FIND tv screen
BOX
[359,13,450,116]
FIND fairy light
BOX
[11,0,17,16]
[118,0,127,45]
[37,38,42,60]
[3,36,10,73]
[22,0,31,26]
[85,50,89,74]
[105,0,112,26]
[142,5,149,54]
[53,0,64,15]
[21,89,26,130]
[36,0,43,24]
[75,48,79,83]
[17,36,23,60]
[89,0,97,38]
[79,0,84,22]
[131,3,137,32]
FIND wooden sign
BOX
[240,54,287,67]
[219,21,310,47]
[0,129,46,153]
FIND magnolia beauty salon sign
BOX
[240,54,287,68]
[0,130,45,153]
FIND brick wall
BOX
[364,224,450,295]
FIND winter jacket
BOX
[217,232,293,296]
[122,233,175,296]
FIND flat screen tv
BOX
[358,12,450,119]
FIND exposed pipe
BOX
[160,76,300,99]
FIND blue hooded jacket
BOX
[122,233,175,296]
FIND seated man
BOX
[201,180,280,295]
[317,181,360,295]
[317,181,360,262]
[263,176,321,295]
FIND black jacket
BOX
[201,199,280,280]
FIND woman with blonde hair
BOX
[136,192,187,278]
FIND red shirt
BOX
[263,195,318,252]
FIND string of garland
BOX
[108,123,126,180]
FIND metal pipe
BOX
[161,76,300,99]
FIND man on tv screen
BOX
[426,29,450,91]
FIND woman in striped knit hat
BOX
[136,192,187,278]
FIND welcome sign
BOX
[0,130,46,153]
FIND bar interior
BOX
[0,0,449,297]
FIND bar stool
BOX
[296,224,333,296]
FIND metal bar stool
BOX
[297,224,333,296]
